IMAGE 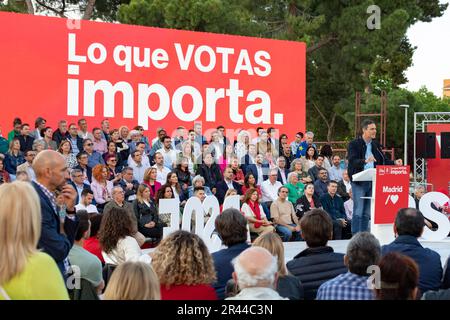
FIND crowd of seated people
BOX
[0,116,449,301]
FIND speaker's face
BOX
[363,124,377,140]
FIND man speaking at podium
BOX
[348,119,402,234]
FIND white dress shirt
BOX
[261,179,283,202]
[153,164,171,185]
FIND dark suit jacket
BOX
[118,179,140,202]
[68,180,92,205]
[196,164,223,190]
[18,135,35,153]
[215,180,242,204]
[320,193,347,221]
[53,129,70,147]
[32,181,79,276]
[347,137,394,181]
[212,242,250,300]
[74,164,93,183]
[382,235,443,294]
[246,163,269,185]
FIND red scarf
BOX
[248,200,262,228]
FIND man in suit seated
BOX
[276,156,290,185]
[215,167,242,204]
[245,154,269,186]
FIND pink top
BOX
[90,179,114,204]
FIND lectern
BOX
[352,168,394,244]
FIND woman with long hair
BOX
[102,140,118,163]
[57,140,77,169]
[152,230,218,300]
[132,184,163,242]
[241,188,274,235]
[155,184,175,204]
[278,134,289,156]
[166,171,187,204]
[301,146,318,173]
[174,157,192,192]
[143,167,161,200]
[90,164,113,211]
[0,182,68,299]
[103,261,161,300]
[295,183,322,220]
[241,173,262,198]
[99,207,151,265]
[234,130,250,161]
[177,141,196,175]
[253,232,304,300]
[3,138,24,178]
[228,156,245,186]
[319,144,333,170]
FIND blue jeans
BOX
[351,181,372,234]
[276,224,301,242]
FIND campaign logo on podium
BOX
[374,166,410,224]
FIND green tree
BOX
[118,0,447,144]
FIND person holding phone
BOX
[32,150,79,279]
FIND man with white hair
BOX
[227,246,287,300]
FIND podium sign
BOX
[374,166,410,224]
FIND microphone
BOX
[375,142,385,165]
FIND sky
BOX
[402,1,450,97]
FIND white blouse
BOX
[102,236,151,265]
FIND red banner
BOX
[426,124,450,192]
[0,12,305,140]
[374,166,410,224]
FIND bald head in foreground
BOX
[227,247,287,300]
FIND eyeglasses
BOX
[86,143,93,146]
[73,175,83,178]
[109,159,117,162]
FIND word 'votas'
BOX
[66,34,283,129]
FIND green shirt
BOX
[284,182,305,204]
[68,244,103,287]
[0,252,69,300]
